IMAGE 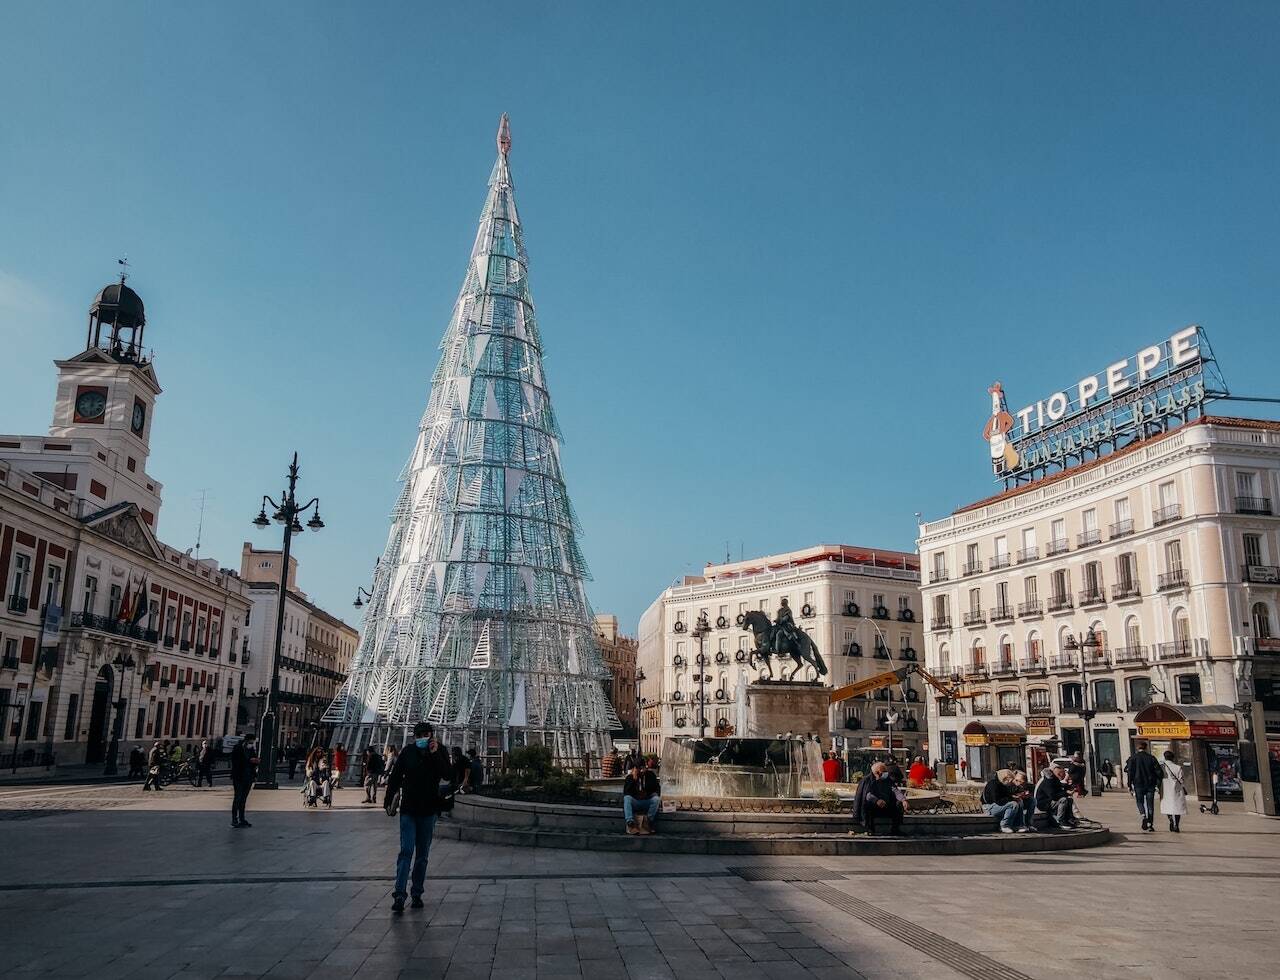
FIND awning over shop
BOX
[1133,703,1238,740]
[963,720,1026,747]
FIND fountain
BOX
[660,736,824,800]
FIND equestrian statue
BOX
[740,598,827,681]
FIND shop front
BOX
[1133,703,1240,800]
[962,720,1026,780]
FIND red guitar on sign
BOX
[983,382,1020,472]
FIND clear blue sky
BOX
[2,3,1278,634]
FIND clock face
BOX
[132,402,147,434]
[75,390,107,420]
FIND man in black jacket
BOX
[980,771,1025,833]
[1034,762,1077,828]
[196,738,215,788]
[859,762,903,835]
[1124,741,1162,832]
[385,721,452,912]
[230,734,259,828]
[362,746,386,805]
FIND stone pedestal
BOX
[744,682,829,739]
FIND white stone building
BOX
[0,279,250,768]
[919,415,1280,798]
[637,545,923,757]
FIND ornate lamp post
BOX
[352,586,374,608]
[250,452,324,789]
[102,651,136,775]
[691,612,712,739]
[885,705,900,763]
[1065,627,1102,797]
[634,667,646,746]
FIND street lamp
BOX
[102,651,136,775]
[635,667,646,747]
[1066,627,1103,797]
[250,452,324,789]
[692,612,712,739]
[885,706,900,764]
[353,586,373,608]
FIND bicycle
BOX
[156,760,200,788]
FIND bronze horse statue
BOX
[739,609,828,681]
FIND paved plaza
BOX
[0,781,1276,980]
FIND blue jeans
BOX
[394,813,438,898]
[1134,787,1156,821]
[623,795,659,823]
[984,801,1022,829]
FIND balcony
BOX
[1047,594,1073,613]
[1081,649,1109,670]
[963,610,987,627]
[970,701,994,717]
[180,641,191,652]
[992,660,1017,676]
[1111,645,1147,665]
[163,636,175,648]
[1235,495,1273,516]
[1158,568,1189,592]
[929,569,950,583]
[937,700,957,717]
[1050,653,1078,670]
[1078,588,1107,608]
[1152,504,1182,527]
[990,554,1011,570]
[1108,519,1134,540]
[961,561,983,577]
[965,664,989,680]
[930,616,952,631]
[1154,639,1195,660]
[1111,581,1141,601]
[1077,529,1102,548]
[1242,564,1280,585]
[68,613,153,643]
[1046,539,1070,557]
[1019,657,1045,673]
[1,655,18,670]
[990,605,1015,623]
[7,594,29,614]
[1017,600,1043,618]
[1016,547,1039,564]
[195,644,206,656]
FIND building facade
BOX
[0,278,250,769]
[238,543,357,748]
[919,415,1280,797]
[594,614,638,736]
[637,545,923,758]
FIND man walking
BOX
[385,722,452,912]
[230,733,259,829]
[362,745,386,804]
[143,740,165,791]
[1124,741,1162,832]
[196,738,215,788]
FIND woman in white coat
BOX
[1159,750,1188,832]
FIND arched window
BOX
[1026,630,1042,665]
[937,643,951,674]
[1060,682,1083,711]
[971,638,986,667]
[998,634,1014,669]
[1172,609,1191,655]
[1253,602,1273,640]
[1124,616,1142,651]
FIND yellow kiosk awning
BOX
[962,720,1026,747]
[1133,703,1237,740]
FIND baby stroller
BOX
[301,766,333,809]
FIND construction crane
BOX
[827,663,982,707]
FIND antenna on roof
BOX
[194,489,211,558]
[117,256,130,284]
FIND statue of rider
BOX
[773,598,799,654]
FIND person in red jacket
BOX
[332,743,348,789]
[821,752,841,783]
[907,757,932,788]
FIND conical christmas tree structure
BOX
[326,115,619,759]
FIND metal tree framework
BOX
[325,116,619,760]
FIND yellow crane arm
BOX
[827,663,982,707]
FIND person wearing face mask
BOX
[384,721,453,912]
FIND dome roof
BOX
[91,281,146,329]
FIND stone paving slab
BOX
[0,783,1276,979]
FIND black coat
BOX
[1034,770,1067,812]
[230,742,257,785]
[1125,751,1162,790]
[981,776,1013,806]
[859,774,900,821]
[385,742,453,817]
[623,770,661,799]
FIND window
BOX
[937,643,951,674]
[43,566,62,610]
[1083,561,1102,594]
[971,692,993,715]
[1125,618,1142,648]
[1165,540,1183,572]
[1051,569,1069,599]
[64,693,79,740]
[968,588,981,614]
[1093,680,1117,711]
[933,595,949,621]
[82,575,98,615]
[1026,632,1042,662]
[966,543,980,566]
[1082,508,1097,532]
[1114,498,1131,523]
[872,593,885,611]
[24,701,44,740]
[998,691,1020,714]
[1253,603,1273,641]
[11,553,31,600]
[108,584,123,619]
[1051,518,1065,541]
[898,595,910,612]
[1060,682,1083,711]
[1176,674,1202,705]
[932,553,947,578]
[164,607,176,640]
[972,640,986,667]
[1024,576,1038,601]
[1022,527,1037,551]
[1244,534,1263,568]
[995,581,1009,608]
[1159,481,1178,509]
[1028,688,1051,713]
[1173,610,1191,647]
[1237,471,1259,498]
[1128,677,1153,710]
[994,536,1008,565]
[999,637,1014,668]
[148,601,158,631]
[1116,553,1138,590]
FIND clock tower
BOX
[39,276,165,522]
